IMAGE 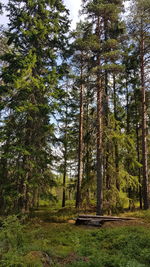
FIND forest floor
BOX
[1,206,150,266]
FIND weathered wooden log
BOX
[76,217,103,226]
[75,214,136,226]
[78,215,136,220]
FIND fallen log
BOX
[78,215,136,220]
[75,215,136,226]
[76,217,103,226]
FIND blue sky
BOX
[0,0,82,29]
[0,1,130,29]
[64,0,82,28]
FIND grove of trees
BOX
[0,0,149,215]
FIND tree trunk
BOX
[125,75,132,210]
[113,74,120,191]
[140,23,149,209]
[97,77,103,215]
[62,105,68,208]
[105,66,111,192]
[76,62,84,208]
[62,157,67,207]
[104,18,110,193]
[136,122,143,209]
[96,16,103,215]
[18,178,28,213]
[85,89,90,206]
[134,71,142,209]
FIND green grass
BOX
[122,210,150,222]
[1,209,150,266]
[25,222,150,267]
[30,206,79,223]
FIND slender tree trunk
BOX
[134,71,142,209]
[97,75,103,215]
[104,19,110,193]
[125,75,132,210]
[21,164,31,213]
[105,69,111,191]
[18,117,33,213]
[0,155,8,212]
[96,16,103,215]
[140,23,149,209]
[18,178,28,213]
[62,151,67,207]
[62,105,68,208]
[85,89,90,206]
[113,74,120,191]
[136,122,143,209]
[0,136,11,212]
[76,62,84,208]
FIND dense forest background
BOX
[0,0,150,216]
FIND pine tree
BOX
[0,0,69,213]
[81,0,124,214]
[129,0,150,209]
[56,76,78,207]
[72,22,99,208]
[72,23,89,208]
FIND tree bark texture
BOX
[113,75,120,191]
[96,16,103,215]
[140,23,149,209]
[76,62,84,208]
[62,104,68,208]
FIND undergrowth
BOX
[0,209,150,266]
[122,210,150,222]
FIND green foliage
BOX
[30,206,78,223]
[0,0,149,217]
[67,226,150,267]
[1,209,150,266]
[0,215,25,266]
[124,210,150,222]
[23,208,150,267]
[0,215,25,248]
[0,0,70,213]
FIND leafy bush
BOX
[0,215,45,266]
[0,215,25,266]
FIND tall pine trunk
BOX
[134,71,142,209]
[136,122,142,209]
[126,76,132,210]
[113,75,120,191]
[104,18,110,193]
[96,74,103,215]
[62,159,67,207]
[76,63,84,208]
[62,143,67,208]
[62,105,68,208]
[96,16,103,215]
[140,21,149,209]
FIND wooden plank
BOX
[75,217,126,227]
[75,214,137,226]
[78,215,136,220]
[76,218,126,224]
[76,218,103,222]
[76,218,103,226]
